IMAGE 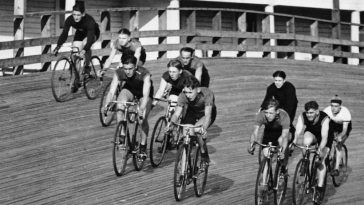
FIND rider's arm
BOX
[153,78,168,106]
[337,121,349,141]
[56,17,72,48]
[280,128,290,153]
[293,114,304,144]
[170,105,183,125]
[105,74,119,106]
[194,64,203,84]
[134,47,142,66]
[250,125,260,146]
[103,43,118,71]
[284,83,298,118]
[319,117,330,150]
[202,105,213,133]
[140,74,152,113]
[83,22,97,52]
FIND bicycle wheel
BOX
[255,158,274,205]
[193,145,208,197]
[174,144,187,201]
[112,121,130,176]
[51,57,73,102]
[292,159,309,205]
[273,160,287,205]
[132,121,145,171]
[332,144,348,187]
[84,56,103,100]
[150,116,168,167]
[99,82,116,127]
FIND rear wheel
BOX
[84,56,103,100]
[292,159,309,205]
[51,57,73,102]
[150,116,168,167]
[112,121,130,176]
[332,144,348,187]
[174,144,187,201]
[99,82,116,127]
[255,158,274,205]
[193,146,208,197]
[132,122,145,171]
[274,161,287,205]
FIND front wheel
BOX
[51,57,73,102]
[132,122,145,171]
[331,144,348,187]
[99,82,116,127]
[150,116,168,167]
[112,121,130,176]
[274,160,287,205]
[84,56,103,100]
[174,144,187,201]
[255,158,274,205]
[193,145,208,197]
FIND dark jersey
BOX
[302,111,329,141]
[115,66,153,99]
[57,14,100,51]
[176,56,210,87]
[162,70,192,96]
[261,81,298,123]
[113,39,146,63]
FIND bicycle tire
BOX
[332,144,348,187]
[193,145,208,197]
[292,159,309,205]
[99,82,116,127]
[174,143,187,201]
[149,116,168,167]
[274,160,287,205]
[255,158,274,205]
[112,121,130,176]
[132,121,145,171]
[51,57,73,102]
[84,56,103,100]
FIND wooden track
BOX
[1,58,364,205]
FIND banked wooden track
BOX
[1,58,364,205]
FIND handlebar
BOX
[253,141,281,149]
[291,143,317,151]
[171,122,203,129]
[111,100,138,107]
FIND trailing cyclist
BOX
[105,55,153,159]
[52,1,100,93]
[323,95,352,176]
[292,100,331,203]
[167,76,217,168]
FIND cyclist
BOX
[167,76,217,168]
[248,98,291,174]
[52,1,100,93]
[176,47,210,87]
[103,28,146,73]
[260,70,298,139]
[323,95,352,176]
[105,55,153,159]
[292,100,331,202]
[152,59,192,107]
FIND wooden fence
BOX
[1,7,364,75]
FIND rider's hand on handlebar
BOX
[247,143,255,155]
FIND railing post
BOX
[262,5,275,58]
[129,10,139,32]
[211,11,222,57]
[262,13,270,58]
[100,11,111,64]
[158,9,167,59]
[184,10,196,44]
[286,16,296,59]
[350,11,360,65]
[13,0,26,75]
[332,0,344,63]
[237,12,247,57]
[40,15,51,72]
[310,20,319,62]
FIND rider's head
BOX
[180,47,194,66]
[72,1,85,23]
[121,55,137,78]
[272,70,286,89]
[263,98,280,122]
[117,28,131,47]
[330,95,342,115]
[181,76,200,102]
[304,100,319,122]
[167,59,183,81]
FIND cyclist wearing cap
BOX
[176,47,210,87]
[248,98,291,173]
[323,95,352,176]
[292,100,330,202]
[105,55,153,159]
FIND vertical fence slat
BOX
[40,15,51,72]
[100,11,111,64]
[262,13,271,58]
[129,10,139,32]
[310,20,319,61]
[237,12,247,57]
[13,0,26,75]
[286,16,296,59]
[158,9,167,59]
[212,11,222,57]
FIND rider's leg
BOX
[278,135,290,171]
[139,96,152,147]
[317,147,329,187]
[117,89,134,136]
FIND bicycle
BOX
[251,141,288,205]
[149,98,181,167]
[51,46,103,102]
[172,122,208,201]
[292,144,326,205]
[99,80,121,127]
[111,99,145,176]
[328,139,348,187]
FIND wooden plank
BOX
[40,15,52,72]
[158,9,167,59]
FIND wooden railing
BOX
[1,7,364,75]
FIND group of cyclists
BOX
[248,70,352,204]
[53,2,352,203]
